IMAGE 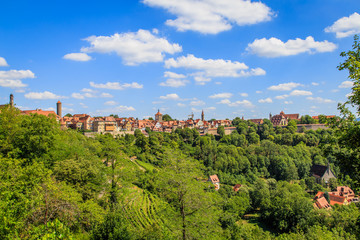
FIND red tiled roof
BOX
[314,197,331,209]
[209,174,219,184]
[329,193,346,205]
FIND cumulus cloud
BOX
[193,75,212,85]
[159,93,180,100]
[325,12,360,38]
[0,57,9,67]
[268,82,302,91]
[0,70,35,79]
[90,81,143,90]
[209,93,233,99]
[160,78,189,87]
[81,29,182,65]
[164,71,186,79]
[275,94,289,100]
[247,36,337,57]
[0,70,35,88]
[311,82,319,86]
[142,0,274,34]
[63,53,92,62]
[256,91,262,94]
[338,80,353,88]
[217,99,254,108]
[258,97,272,103]
[284,101,293,104]
[165,54,265,78]
[290,90,313,96]
[239,93,248,97]
[25,91,65,100]
[307,97,335,103]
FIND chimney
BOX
[10,94,14,107]
[57,100,62,117]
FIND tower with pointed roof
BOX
[57,100,62,118]
[201,110,204,121]
[155,109,163,122]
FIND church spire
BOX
[201,109,204,121]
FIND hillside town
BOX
[1,95,335,137]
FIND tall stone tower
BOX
[9,94,14,107]
[201,110,204,121]
[155,109,163,122]
[57,100,62,117]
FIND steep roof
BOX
[310,164,328,178]
[209,175,220,184]
[314,196,331,209]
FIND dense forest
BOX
[1,37,360,240]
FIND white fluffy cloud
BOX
[0,70,35,79]
[90,81,143,90]
[268,82,302,91]
[307,97,335,103]
[217,99,254,108]
[338,80,353,88]
[209,93,233,99]
[275,94,289,100]
[81,29,182,65]
[247,36,337,57]
[164,71,186,79]
[0,57,9,67]
[25,91,64,100]
[0,70,35,88]
[239,93,248,97]
[290,90,312,96]
[258,97,272,103]
[63,53,92,62]
[159,93,180,100]
[160,79,189,87]
[311,82,319,86]
[325,12,360,38]
[165,54,265,78]
[284,101,293,104]
[193,75,211,85]
[142,0,274,34]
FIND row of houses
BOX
[60,110,233,134]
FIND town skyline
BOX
[1,1,359,119]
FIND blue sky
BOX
[0,0,359,120]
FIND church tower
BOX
[201,110,204,121]
[10,94,14,107]
[155,109,163,122]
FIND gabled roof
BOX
[329,194,346,205]
[314,197,331,210]
[310,164,328,178]
[209,174,219,184]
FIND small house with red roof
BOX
[208,174,220,190]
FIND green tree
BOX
[217,126,225,138]
[162,114,173,121]
[154,151,222,239]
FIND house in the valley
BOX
[209,174,220,190]
[310,164,336,184]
